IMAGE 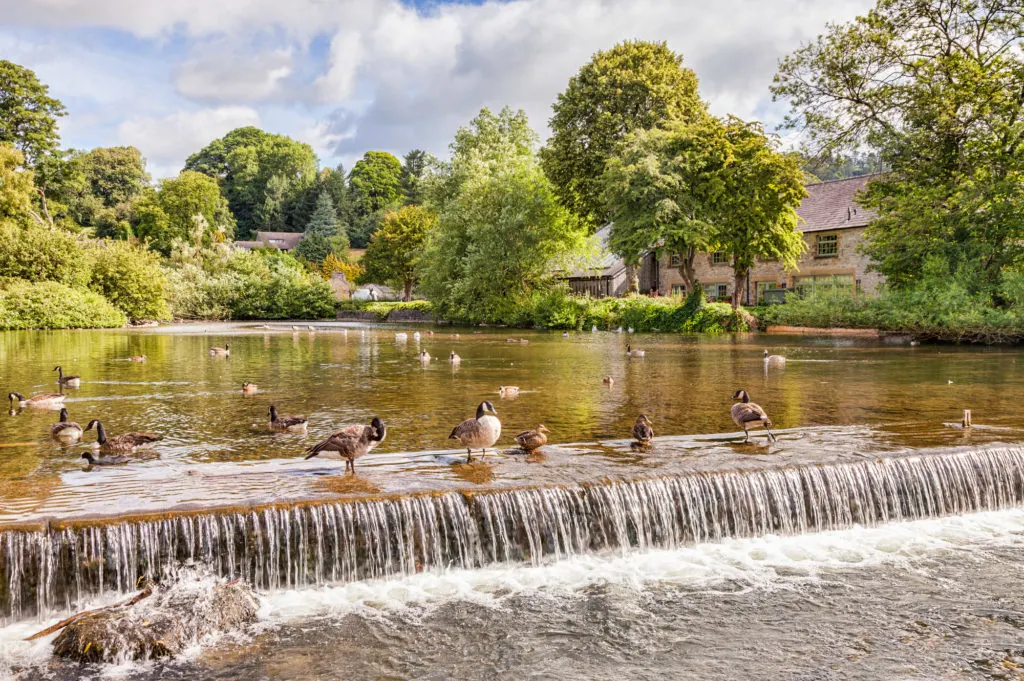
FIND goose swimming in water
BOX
[304,417,387,473]
[763,349,786,365]
[449,401,501,462]
[514,424,549,452]
[85,420,162,453]
[129,355,146,362]
[626,344,645,358]
[730,390,777,443]
[268,405,307,432]
[81,451,130,466]
[419,349,431,363]
[449,350,461,365]
[9,392,64,408]
[53,366,81,387]
[209,343,230,356]
[51,408,83,443]
[632,414,654,444]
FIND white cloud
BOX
[175,43,296,102]
[116,107,261,178]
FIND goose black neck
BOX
[94,422,107,444]
[269,406,278,421]
[59,408,68,422]
[476,403,486,419]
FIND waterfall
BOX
[3,447,1024,622]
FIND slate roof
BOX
[254,231,305,249]
[565,225,627,279]
[797,173,880,233]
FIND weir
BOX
[3,446,1024,622]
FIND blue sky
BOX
[1,0,873,178]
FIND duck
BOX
[499,385,520,398]
[81,452,130,466]
[209,343,230,356]
[449,401,501,462]
[632,414,654,444]
[268,405,308,432]
[449,350,461,365]
[242,382,258,394]
[626,344,645,358]
[419,349,431,363]
[53,366,81,387]
[50,408,83,444]
[603,376,614,386]
[514,424,550,452]
[304,417,387,473]
[763,349,786,365]
[308,325,316,333]
[9,392,65,408]
[519,338,529,344]
[730,390,777,443]
[85,419,162,453]
[129,355,146,362]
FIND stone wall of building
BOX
[658,226,885,303]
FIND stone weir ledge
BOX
[3,428,1024,621]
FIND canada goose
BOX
[53,366,81,387]
[419,349,431,363]
[730,390,777,443]
[268,405,308,432]
[9,392,64,408]
[85,420,162,453]
[81,452,130,466]
[626,344,645,358]
[242,382,258,394]
[50,408,83,443]
[209,343,230,356]
[291,325,301,331]
[129,355,146,362]
[449,401,501,462]
[763,349,786,365]
[499,386,520,398]
[450,350,461,364]
[304,417,387,473]
[514,424,550,452]
[603,376,614,385]
[632,414,654,444]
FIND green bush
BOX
[89,240,170,321]
[0,279,126,330]
[0,223,92,288]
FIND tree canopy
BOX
[773,0,1024,290]
[347,151,404,247]
[362,204,435,301]
[540,40,707,226]
[134,170,235,254]
[0,60,66,167]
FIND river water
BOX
[2,323,1024,679]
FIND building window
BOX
[670,283,687,295]
[711,251,728,265]
[755,281,784,304]
[793,274,854,296]
[703,282,728,301]
[817,233,838,257]
[669,254,681,267]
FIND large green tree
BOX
[0,60,66,167]
[772,0,1024,290]
[61,146,150,238]
[420,107,585,322]
[347,151,403,247]
[184,126,317,239]
[134,170,235,253]
[400,149,436,206]
[540,40,707,226]
[362,204,435,301]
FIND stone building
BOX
[659,174,884,304]
[234,231,305,252]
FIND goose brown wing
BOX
[450,418,481,442]
[30,393,65,403]
[51,422,81,436]
[278,416,307,428]
[731,402,770,424]
[305,426,372,459]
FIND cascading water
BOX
[3,447,1024,622]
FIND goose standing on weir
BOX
[632,414,654,444]
[53,366,81,387]
[268,406,308,432]
[85,420,162,453]
[730,390,777,443]
[51,408,83,443]
[449,401,501,462]
[304,417,387,473]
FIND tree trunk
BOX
[732,267,747,309]
[625,264,639,295]
[677,248,696,293]
[403,279,413,302]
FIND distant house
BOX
[659,173,884,304]
[562,225,659,298]
[235,231,305,252]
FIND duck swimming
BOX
[50,408,83,444]
[242,382,258,394]
[268,405,308,432]
[304,417,387,473]
[85,420,162,453]
[54,366,81,387]
[730,390,777,443]
[449,401,501,462]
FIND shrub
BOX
[0,279,126,330]
[89,240,170,321]
[0,223,92,288]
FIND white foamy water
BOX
[4,509,1024,678]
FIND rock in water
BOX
[52,579,258,663]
